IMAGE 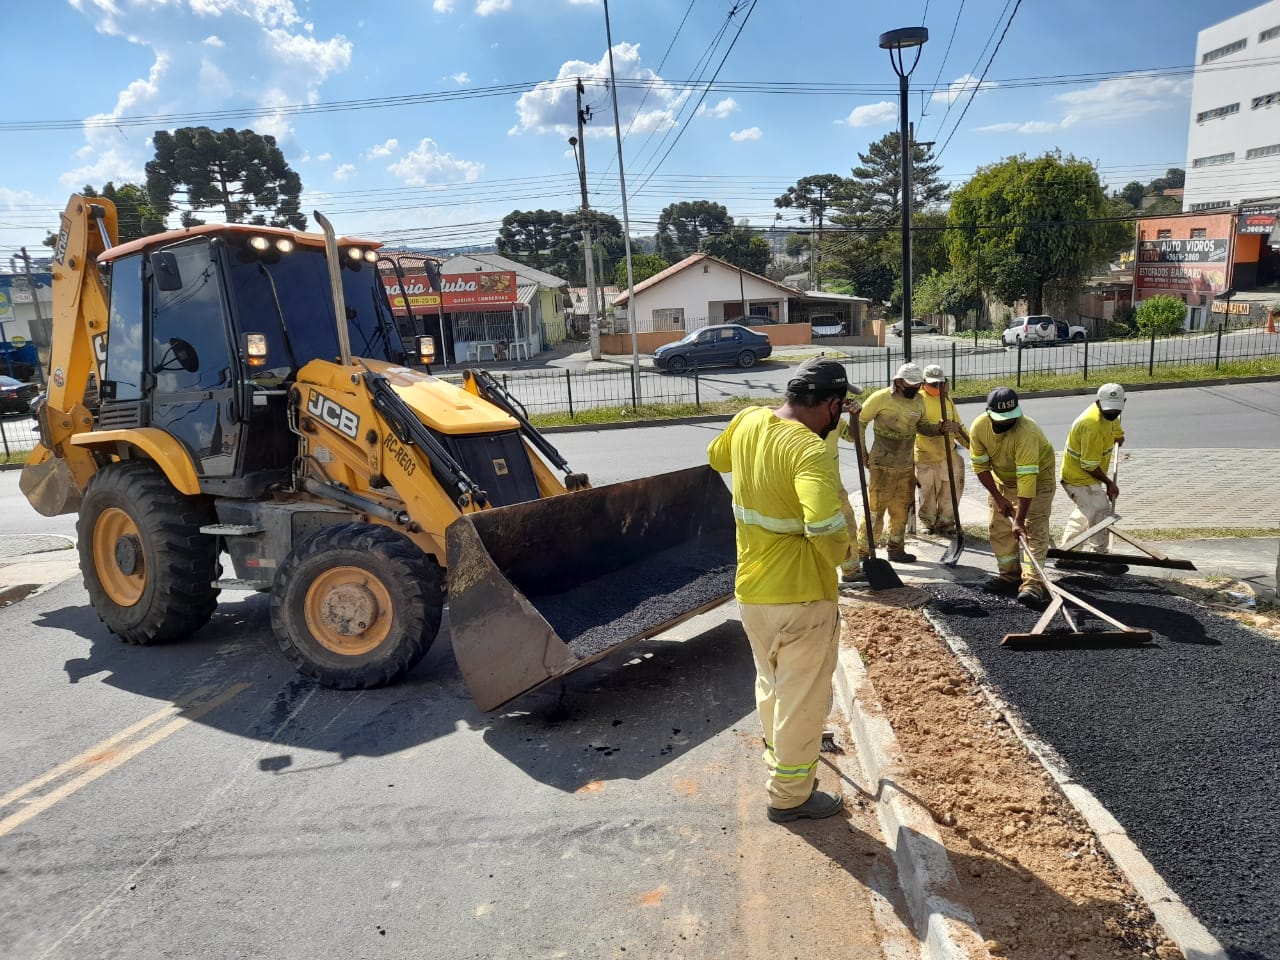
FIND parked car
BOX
[653,324,772,372]
[1002,315,1088,346]
[809,313,847,337]
[0,375,39,415]
[890,318,940,336]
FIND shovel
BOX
[939,380,966,568]
[851,428,903,590]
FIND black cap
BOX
[986,386,1022,421]
[787,357,849,394]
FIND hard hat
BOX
[895,362,925,385]
[1097,383,1126,411]
[922,364,946,383]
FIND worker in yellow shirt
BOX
[915,364,969,535]
[708,357,852,823]
[851,362,957,569]
[1057,383,1128,575]
[825,385,865,582]
[968,387,1057,608]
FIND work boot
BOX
[767,790,845,823]
[840,566,868,584]
[1017,583,1050,610]
[886,548,917,564]
[982,575,1020,597]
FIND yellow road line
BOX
[0,683,249,838]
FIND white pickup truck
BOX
[1002,315,1088,346]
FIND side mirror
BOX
[167,338,200,373]
[416,335,436,365]
[151,251,183,291]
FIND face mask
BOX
[1101,409,1121,421]
[900,386,920,399]
[818,400,842,439]
[923,384,940,397]
[991,417,1018,434]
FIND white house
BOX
[611,254,801,333]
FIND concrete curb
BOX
[921,610,1229,960]
[832,620,992,960]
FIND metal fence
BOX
[0,415,38,460]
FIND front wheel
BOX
[270,523,444,689]
[666,355,689,374]
[736,350,757,369]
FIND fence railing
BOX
[0,415,38,460]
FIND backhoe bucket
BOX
[20,449,82,517]
[446,465,737,711]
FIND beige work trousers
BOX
[857,465,915,555]
[739,600,840,810]
[1061,482,1114,552]
[987,479,1054,589]
[916,452,964,532]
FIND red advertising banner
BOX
[1134,238,1229,295]
[384,271,518,314]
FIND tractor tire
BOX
[269,522,444,689]
[78,460,219,644]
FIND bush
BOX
[1135,295,1187,337]
[1113,304,1137,327]
[1106,321,1133,339]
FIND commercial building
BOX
[1182,0,1280,211]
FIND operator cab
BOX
[95,224,405,497]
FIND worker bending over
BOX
[1057,383,1128,575]
[852,362,957,568]
[825,385,865,583]
[707,357,853,823]
[968,387,1057,608]
[915,364,969,536]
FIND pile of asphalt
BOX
[926,575,1280,959]
[534,540,736,660]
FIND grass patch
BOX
[951,357,1280,399]
[0,451,31,465]
[529,396,758,428]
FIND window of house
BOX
[1261,25,1280,43]
[1192,152,1235,167]
[1196,102,1240,123]
[1190,228,1207,238]
[1157,229,1173,239]
[1253,91,1280,109]
[1202,38,1247,63]
[1247,143,1280,159]
[1190,200,1232,211]
[651,307,685,328]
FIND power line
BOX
[933,0,1023,162]
[921,0,966,120]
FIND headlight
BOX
[275,238,294,254]
[346,247,363,261]
[245,332,268,367]
[364,249,379,263]
[416,335,436,364]
[249,236,270,252]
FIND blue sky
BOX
[0,0,1268,259]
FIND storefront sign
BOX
[1134,238,1229,295]
[384,270,518,314]
[1211,300,1253,315]
[1136,238,1229,264]
[1238,204,1280,235]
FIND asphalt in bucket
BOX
[926,575,1280,959]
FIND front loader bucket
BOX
[447,465,737,711]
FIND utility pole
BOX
[571,78,601,360]
[603,0,641,397]
[18,247,47,386]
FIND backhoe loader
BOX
[23,195,735,710]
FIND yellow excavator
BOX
[22,195,735,710]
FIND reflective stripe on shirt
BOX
[1016,465,1039,475]
[804,511,847,537]
[733,503,804,534]
[874,427,915,441]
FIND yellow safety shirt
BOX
[1061,404,1125,487]
[915,389,967,463]
[858,387,939,470]
[824,418,852,483]
[708,406,851,604]
[968,412,1057,499]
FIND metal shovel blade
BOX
[862,557,903,591]
[941,528,966,568]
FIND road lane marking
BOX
[0,684,249,838]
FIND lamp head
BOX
[878,26,929,50]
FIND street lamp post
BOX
[879,26,928,362]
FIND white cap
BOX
[1097,383,1126,411]
[895,362,925,385]
[922,364,946,383]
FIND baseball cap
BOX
[788,357,849,394]
[895,362,925,385]
[1096,383,1126,411]
[922,364,946,384]
[986,386,1022,421]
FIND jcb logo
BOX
[92,334,108,384]
[306,391,360,440]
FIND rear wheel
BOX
[1072,331,1085,342]
[78,460,219,644]
[270,522,444,689]
[736,350,757,369]
[667,355,689,374]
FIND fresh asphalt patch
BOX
[926,576,1280,960]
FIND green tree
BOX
[145,126,305,229]
[913,266,984,322]
[1119,181,1146,209]
[655,200,732,261]
[1143,195,1182,216]
[945,152,1128,315]
[84,182,165,241]
[496,209,579,279]
[1135,295,1187,336]
[774,174,846,277]
[614,253,669,288]
[703,225,771,275]
[1148,167,1185,193]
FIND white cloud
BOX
[974,120,1064,134]
[511,43,687,138]
[1053,72,1192,124]
[729,126,762,142]
[365,137,399,158]
[451,71,471,85]
[931,73,993,106]
[475,0,511,14]
[841,101,896,127]
[388,138,484,185]
[317,152,332,161]
[61,1,352,194]
[696,97,738,120]
[333,163,357,180]
[432,0,455,10]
